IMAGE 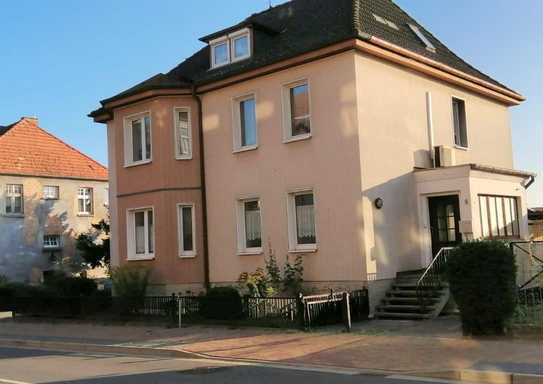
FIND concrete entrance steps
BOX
[375,270,450,320]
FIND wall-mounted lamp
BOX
[374,197,384,209]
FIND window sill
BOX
[124,159,152,168]
[237,249,263,256]
[127,255,155,261]
[283,134,312,144]
[179,253,197,259]
[288,246,317,254]
[175,156,193,161]
[43,247,61,251]
[454,145,469,151]
[77,213,93,217]
[2,213,24,218]
[233,145,258,154]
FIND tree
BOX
[76,219,110,269]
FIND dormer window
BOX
[210,28,251,69]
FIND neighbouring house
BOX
[0,117,109,282]
[90,0,535,312]
[529,208,543,241]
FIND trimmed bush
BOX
[200,287,243,320]
[44,276,98,297]
[446,240,517,335]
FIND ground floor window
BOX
[177,204,196,257]
[43,234,61,249]
[288,191,317,250]
[237,198,262,253]
[479,195,519,238]
[127,208,154,260]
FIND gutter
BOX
[524,175,536,190]
[192,85,211,290]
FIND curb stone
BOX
[401,370,543,384]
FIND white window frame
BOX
[210,28,251,69]
[230,28,251,62]
[127,207,155,261]
[5,184,24,216]
[43,234,61,249]
[236,197,263,255]
[177,203,196,258]
[77,187,93,216]
[451,96,469,149]
[123,111,152,167]
[173,107,193,160]
[43,185,59,200]
[286,189,317,252]
[282,79,312,143]
[232,93,258,152]
[210,37,230,69]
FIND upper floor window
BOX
[124,113,151,166]
[452,97,468,148]
[233,94,257,151]
[5,184,23,215]
[77,187,93,215]
[127,207,154,260]
[283,80,311,141]
[174,107,192,159]
[43,185,59,200]
[210,28,251,69]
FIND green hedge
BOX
[200,287,243,320]
[446,240,517,335]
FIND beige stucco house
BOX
[90,0,535,311]
[0,117,109,282]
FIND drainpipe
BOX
[523,175,535,190]
[192,85,210,291]
[426,92,436,168]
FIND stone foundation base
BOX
[146,283,206,296]
[367,278,395,316]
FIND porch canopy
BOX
[414,164,535,263]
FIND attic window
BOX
[210,28,251,69]
[408,24,436,52]
[373,14,399,30]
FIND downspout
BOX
[192,84,210,291]
[426,92,436,167]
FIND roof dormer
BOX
[209,28,252,69]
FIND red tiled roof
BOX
[0,117,108,181]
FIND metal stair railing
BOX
[416,247,453,306]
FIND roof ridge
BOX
[17,119,108,175]
[386,0,513,92]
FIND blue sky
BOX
[1,0,541,205]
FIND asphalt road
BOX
[0,346,432,384]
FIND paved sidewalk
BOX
[1,315,542,375]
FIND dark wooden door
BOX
[428,195,462,257]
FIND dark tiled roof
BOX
[91,0,518,114]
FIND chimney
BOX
[21,116,39,125]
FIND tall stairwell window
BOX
[452,97,468,148]
[174,107,192,159]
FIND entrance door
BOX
[428,195,462,256]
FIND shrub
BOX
[0,275,8,286]
[110,265,151,314]
[446,240,517,335]
[200,287,243,320]
[44,275,98,297]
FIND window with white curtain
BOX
[5,184,23,215]
[127,208,154,260]
[287,191,317,251]
[124,113,151,166]
[237,198,262,254]
[77,187,93,215]
[479,195,519,238]
[177,204,196,257]
[174,107,192,159]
